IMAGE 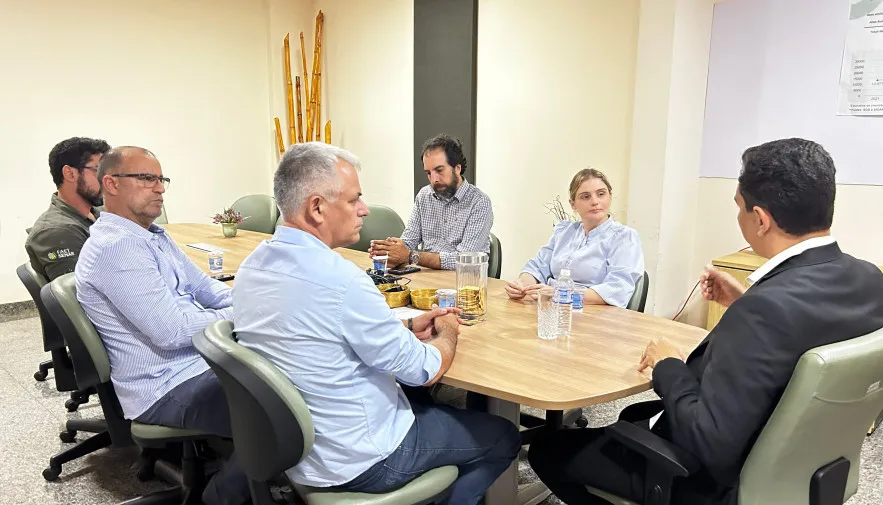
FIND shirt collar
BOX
[98,211,165,239]
[273,225,332,250]
[584,216,615,239]
[50,193,97,225]
[746,236,837,286]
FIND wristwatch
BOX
[408,249,420,265]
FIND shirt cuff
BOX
[521,268,546,284]
[591,283,629,308]
[397,343,442,387]
[439,251,458,271]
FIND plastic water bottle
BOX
[554,269,574,337]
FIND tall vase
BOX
[222,222,238,238]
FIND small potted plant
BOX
[212,208,247,238]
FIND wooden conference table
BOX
[165,223,708,505]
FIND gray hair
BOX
[274,142,361,218]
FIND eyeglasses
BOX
[78,165,99,173]
[109,173,171,189]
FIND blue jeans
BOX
[337,401,521,505]
[137,370,250,505]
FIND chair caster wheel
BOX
[136,464,155,482]
[64,399,80,412]
[34,370,48,381]
[575,416,589,428]
[43,465,61,481]
[59,430,77,443]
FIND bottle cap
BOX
[560,269,571,277]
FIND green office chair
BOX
[193,320,458,505]
[521,272,652,442]
[232,194,280,234]
[41,274,216,503]
[585,326,883,505]
[626,271,649,313]
[347,204,406,252]
[488,233,502,279]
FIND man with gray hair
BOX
[233,142,520,505]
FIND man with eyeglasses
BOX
[25,137,110,281]
[75,146,248,505]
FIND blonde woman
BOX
[506,169,644,308]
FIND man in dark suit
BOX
[528,138,883,504]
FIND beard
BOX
[432,175,460,199]
[76,177,104,207]
[433,184,457,199]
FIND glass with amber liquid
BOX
[456,252,488,320]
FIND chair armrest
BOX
[606,420,700,478]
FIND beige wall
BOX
[681,178,883,327]
[310,0,415,221]
[476,0,641,281]
[267,0,318,155]
[0,0,283,303]
[627,0,714,319]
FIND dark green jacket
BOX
[25,193,99,281]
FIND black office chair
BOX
[520,271,651,443]
[16,263,93,411]
[194,320,459,505]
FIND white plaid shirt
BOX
[401,180,494,270]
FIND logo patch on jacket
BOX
[48,249,75,261]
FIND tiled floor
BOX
[1,316,880,505]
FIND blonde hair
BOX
[569,168,612,201]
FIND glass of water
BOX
[537,285,559,340]
[208,251,224,275]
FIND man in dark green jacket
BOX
[25,137,110,280]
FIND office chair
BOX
[194,320,459,505]
[232,194,280,234]
[521,271,651,443]
[626,271,650,313]
[42,274,215,502]
[16,263,93,411]
[41,274,196,490]
[585,326,883,505]
[347,204,406,253]
[488,233,502,279]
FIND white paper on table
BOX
[186,243,227,253]
[392,307,427,320]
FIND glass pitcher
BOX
[456,252,488,320]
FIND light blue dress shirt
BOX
[521,218,644,308]
[75,212,233,419]
[233,226,442,487]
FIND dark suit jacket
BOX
[651,243,883,503]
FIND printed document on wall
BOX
[839,0,883,115]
